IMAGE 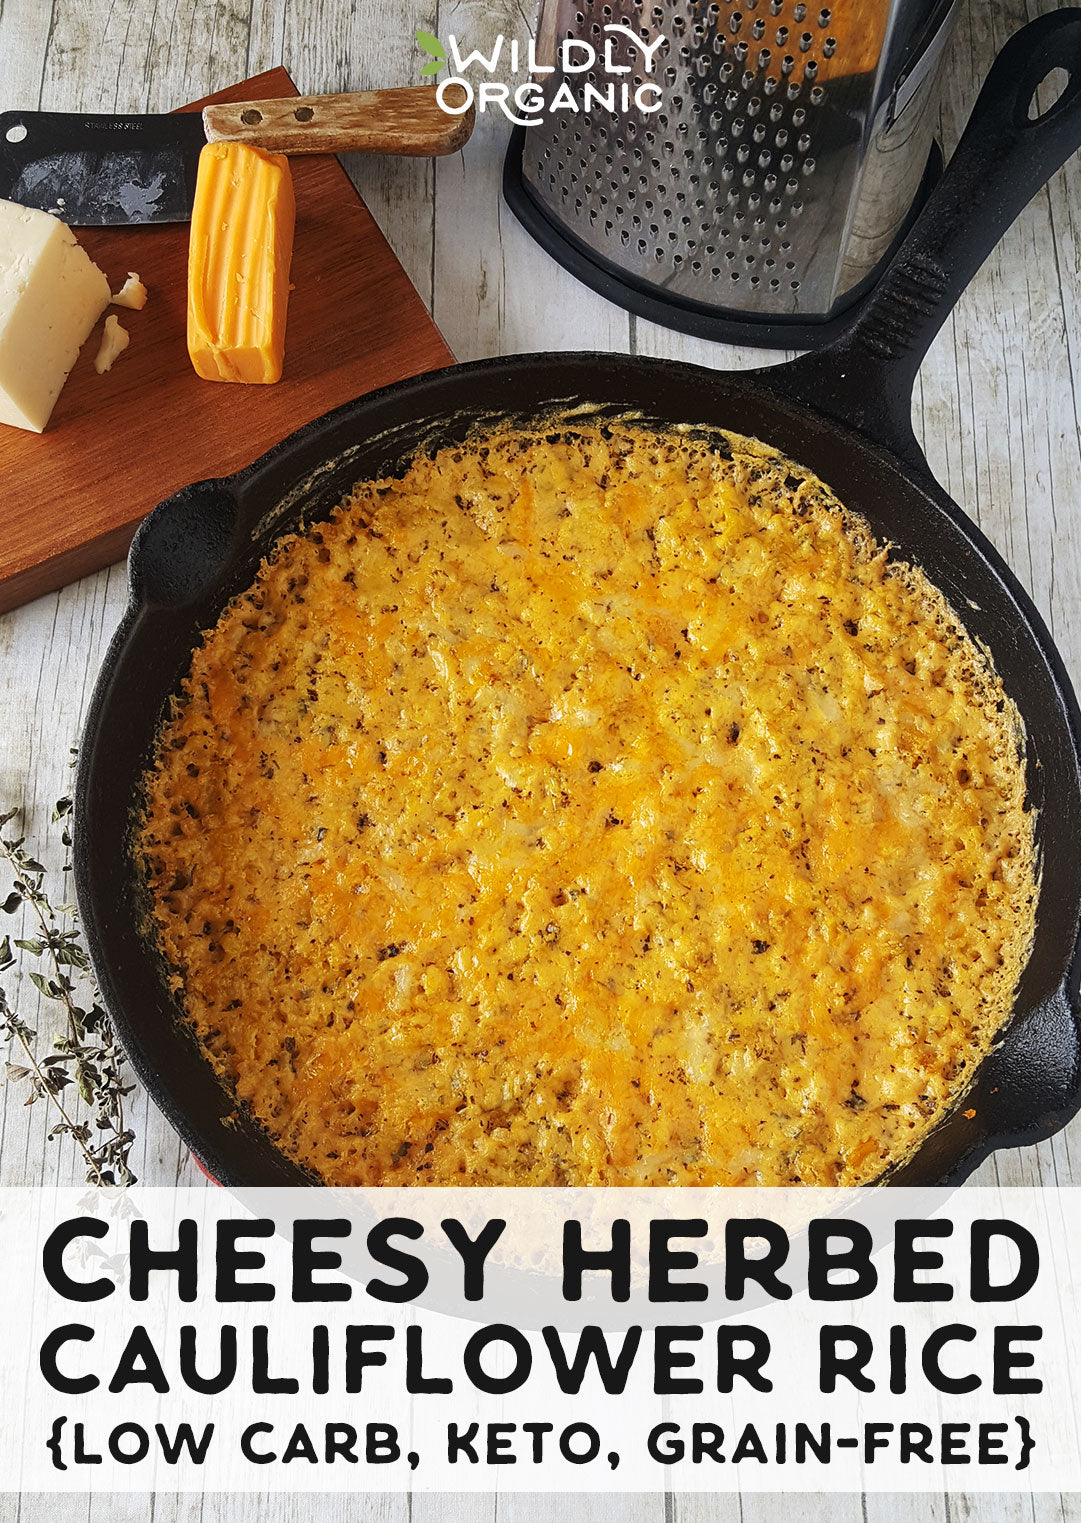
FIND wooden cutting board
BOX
[0,68,453,615]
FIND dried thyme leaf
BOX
[0,784,137,1187]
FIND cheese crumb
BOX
[111,272,147,310]
[94,313,129,374]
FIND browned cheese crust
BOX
[137,422,1037,1185]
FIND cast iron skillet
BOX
[76,11,1081,1188]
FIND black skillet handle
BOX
[768,8,1081,466]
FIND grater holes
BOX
[822,37,836,58]
[793,2,807,18]
[532,0,824,314]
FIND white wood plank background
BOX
[0,0,1079,1517]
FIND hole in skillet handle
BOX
[128,482,238,610]
[1029,66,1072,121]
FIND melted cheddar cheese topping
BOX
[138,423,1036,1185]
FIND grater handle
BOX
[766,7,1081,466]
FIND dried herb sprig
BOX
[0,799,136,1185]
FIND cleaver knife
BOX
[0,84,473,226]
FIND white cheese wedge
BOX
[0,200,111,433]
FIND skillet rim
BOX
[73,348,1081,1189]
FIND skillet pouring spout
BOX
[75,12,1081,1188]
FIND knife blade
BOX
[0,85,473,226]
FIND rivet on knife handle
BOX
[201,84,475,157]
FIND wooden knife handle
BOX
[201,83,474,156]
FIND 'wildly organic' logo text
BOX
[417,27,667,126]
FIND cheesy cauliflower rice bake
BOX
[138,421,1036,1186]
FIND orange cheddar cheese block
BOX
[186,142,296,384]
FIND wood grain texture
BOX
[0,0,1080,1519]
[203,82,475,155]
[0,66,452,614]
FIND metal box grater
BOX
[503,0,961,346]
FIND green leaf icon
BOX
[416,29,447,61]
[420,59,444,76]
